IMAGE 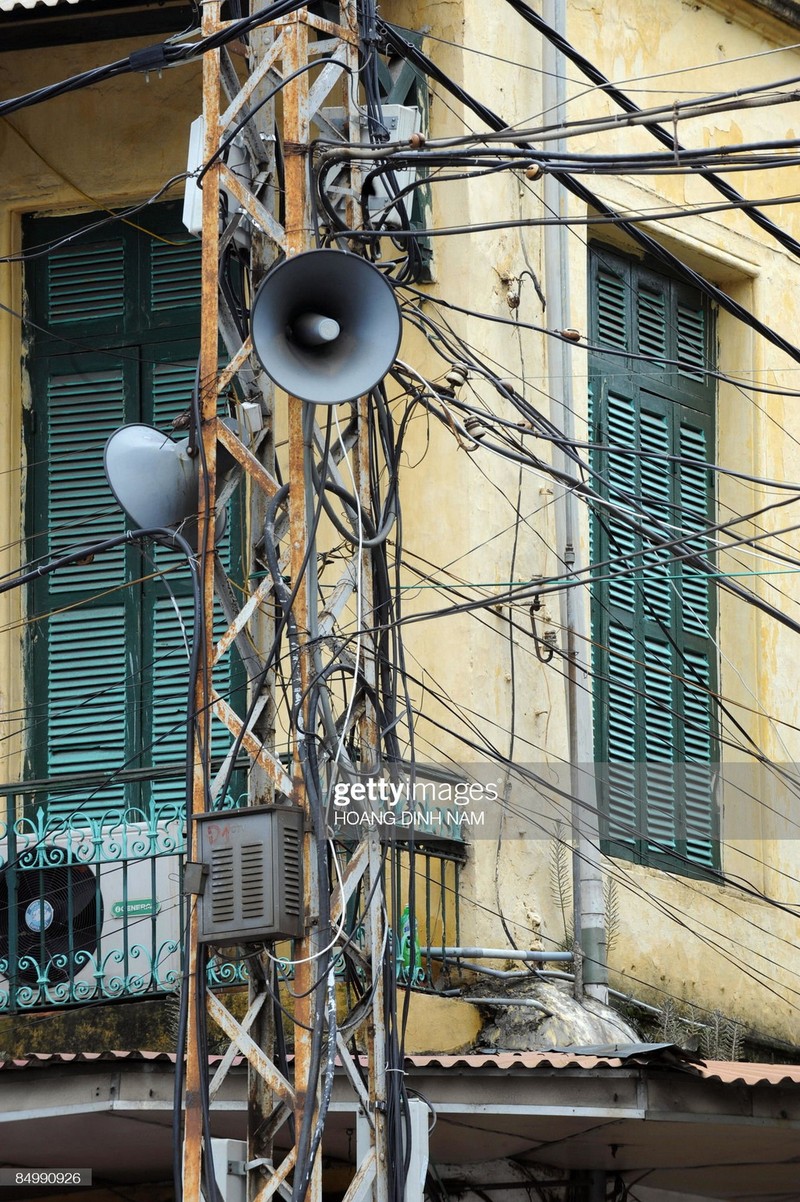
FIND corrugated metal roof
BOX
[0,0,84,11]
[699,1058,800,1087]
[408,1051,631,1071]
[2,1047,800,1087]
[0,1050,183,1068]
[405,1049,800,1086]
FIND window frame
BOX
[587,242,721,876]
[23,202,245,818]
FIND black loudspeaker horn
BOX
[250,249,402,405]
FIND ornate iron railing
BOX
[0,774,463,1013]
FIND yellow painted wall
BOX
[0,40,202,781]
[2,0,800,1050]
[380,0,800,1046]
[557,0,800,1045]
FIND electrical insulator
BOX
[464,416,487,440]
[445,364,469,390]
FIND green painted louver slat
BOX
[148,595,238,809]
[149,596,237,764]
[637,287,667,363]
[682,649,715,865]
[683,649,713,761]
[46,242,125,324]
[150,241,202,312]
[643,637,674,756]
[678,420,711,635]
[589,244,717,874]
[596,268,628,350]
[643,636,677,850]
[147,352,236,576]
[46,369,127,590]
[46,605,127,810]
[605,624,638,851]
[151,360,196,427]
[604,392,637,612]
[149,595,193,808]
[606,625,638,759]
[638,406,671,625]
[677,301,707,381]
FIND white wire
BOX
[268,837,350,968]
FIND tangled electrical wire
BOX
[9,1,800,1200]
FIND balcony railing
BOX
[0,773,464,1013]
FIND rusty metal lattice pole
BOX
[183,3,390,1201]
[281,15,323,1201]
[182,2,224,1198]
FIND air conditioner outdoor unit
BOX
[0,820,183,1007]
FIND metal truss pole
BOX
[182,3,223,1197]
[183,5,390,1202]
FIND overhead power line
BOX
[501,0,800,263]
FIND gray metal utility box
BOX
[194,806,305,944]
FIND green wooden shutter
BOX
[595,264,629,351]
[29,351,136,816]
[25,204,244,820]
[45,240,126,326]
[589,245,718,872]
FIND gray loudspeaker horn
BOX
[250,249,402,405]
[104,425,237,547]
[104,425,224,548]
[104,406,262,546]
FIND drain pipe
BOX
[541,0,608,1003]
[459,998,553,1014]
[423,947,573,962]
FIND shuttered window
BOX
[588,246,718,872]
[24,204,243,818]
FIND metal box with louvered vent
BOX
[194,807,305,944]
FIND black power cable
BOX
[502,0,800,264]
[0,0,314,121]
[376,19,800,371]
